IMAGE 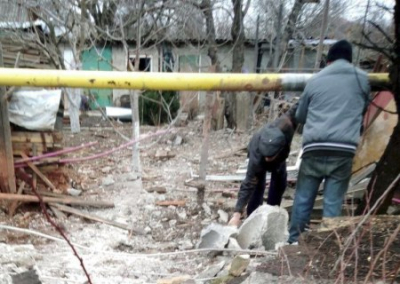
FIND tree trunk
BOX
[202,0,219,68]
[355,0,400,215]
[227,0,249,130]
[273,0,305,69]
[0,44,16,194]
[130,0,143,176]
[67,89,81,133]
[130,90,141,175]
[201,0,224,130]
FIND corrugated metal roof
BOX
[0,0,30,22]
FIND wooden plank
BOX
[53,204,144,235]
[156,200,186,207]
[20,152,57,191]
[0,44,17,194]
[0,193,114,208]
[49,205,67,219]
[32,145,37,190]
[12,144,62,156]
[24,189,69,198]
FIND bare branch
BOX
[243,0,251,16]
[360,30,394,60]
[368,20,394,44]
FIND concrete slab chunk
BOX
[195,260,226,279]
[227,237,242,250]
[237,205,289,250]
[197,223,238,249]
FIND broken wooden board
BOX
[20,152,57,190]
[145,186,167,194]
[53,204,144,235]
[156,200,186,207]
[0,193,114,208]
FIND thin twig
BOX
[331,173,400,275]
[363,224,400,283]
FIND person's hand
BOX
[228,212,242,227]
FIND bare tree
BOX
[225,0,251,130]
[4,0,99,133]
[354,1,399,215]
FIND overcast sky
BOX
[341,0,393,22]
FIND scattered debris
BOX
[11,269,42,284]
[66,188,82,196]
[156,275,192,284]
[174,135,184,146]
[196,260,226,280]
[240,271,275,284]
[101,166,112,174]
[217,209,229,223]
[146,186,167,194]
[154,149,176,160]
[102,176,115,186]
[53,204,144,235]
[202,203,212,216]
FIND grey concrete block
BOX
[237,205,289,250]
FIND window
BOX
[130,56,152,72]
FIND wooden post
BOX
[0,44,17,194]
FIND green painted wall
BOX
[82,47,113,108]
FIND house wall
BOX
[111,43,270,108]
[112,45,160,106]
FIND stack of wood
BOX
[1,42,53,69]
[11,130,67,190]
[12,131,63,156]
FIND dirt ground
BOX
[0,114,399,283]
[258,216,400,283]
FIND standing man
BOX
[228,103,298,227]
[288,40,370,243]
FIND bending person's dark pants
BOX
[246,162,287,216]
